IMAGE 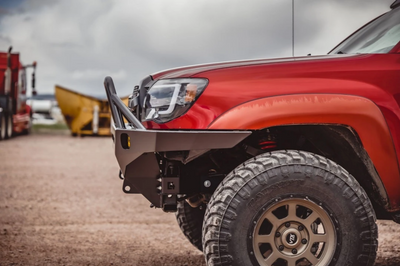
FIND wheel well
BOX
[248,125,390,219]
[177,125,390,219]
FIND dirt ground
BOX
[0,133,400,266]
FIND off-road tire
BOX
[202,150,378,266]
[176,200,206,251]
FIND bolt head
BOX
[298,225,304,231]
[292,248,297,254]
[275,232,281,238]
[285,222,290,228]
[204,180,211,188]
[279,245,284,251]
[301,238,307,244]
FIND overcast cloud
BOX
[0,0,394,97]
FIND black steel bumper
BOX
[104,76,251,208]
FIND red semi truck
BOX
[105,2,400,266]
[0,47,37,140]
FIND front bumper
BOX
[104,76,251,208]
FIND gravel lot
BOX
[1,133,400,265]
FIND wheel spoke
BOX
[305,211,319,226]
[286,257,298,266]
[264,250,279,265]
[310,233,328,244]
[264,211,280,225]
[254,233,274,244]
[304,247,319,265]
[287,202,297,220]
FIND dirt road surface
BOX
[1,133,400,266]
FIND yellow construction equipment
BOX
[55,85,129,136]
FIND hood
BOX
[151,54,356,80]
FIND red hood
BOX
[151,54,355,79]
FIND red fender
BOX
[208,94,400,210]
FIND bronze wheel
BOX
[251,198,336,266]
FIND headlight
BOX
[142,78,208,123]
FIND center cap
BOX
[286,233,298,245]
[282,229,300,248]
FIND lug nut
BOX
[285,222,290,228]
[279,245,284,251]
[292,248,297,254]
[301,238,307,244]
[298,225,304,231]
[275,232,281,238]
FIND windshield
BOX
[330,8,400,54]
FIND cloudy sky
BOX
[0,0,394,97]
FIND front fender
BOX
[208,94,400,210]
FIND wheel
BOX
[0,114,5,140]
[176,200,206,251]
[5,114,12,139]
[202,150,377,266]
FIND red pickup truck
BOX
[104,2,400,265]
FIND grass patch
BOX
[32,123,71,135]
[32,123,69,130]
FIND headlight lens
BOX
[142,78,208,123]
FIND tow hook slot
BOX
[161,177,180,194]
[159,161,180,212]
